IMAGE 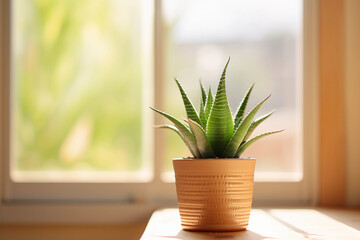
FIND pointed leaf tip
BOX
[150,107,201,158]
[199,79,207,105]
[223,95,270,157]
[235,129,284,157]
[234,83,255,129]
[206,59,234,156]
[243,109,276,141]
[174,78,202,125]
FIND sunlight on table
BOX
[141,208,360,240]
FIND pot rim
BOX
[173,157,256,161]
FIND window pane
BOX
[162,0,302,181]
[12,0,152,181]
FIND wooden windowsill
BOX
[0,224,147,240]
[141,208,360,240]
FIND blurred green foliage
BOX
[13,0,143,171]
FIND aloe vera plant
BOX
[151,58,283,158]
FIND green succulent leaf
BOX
[174,78,202,125]
[187,119,215,158]
[150,107,201,158]
[199,99,207,128]
[200,80,207,105]
[235,130,284,157]
[204,87,213,123]
[206,58,234,156]
[156,124,180,135]
[155,125,197,157]
[199,80,207,127]
[244,110,275,142]
[234,83,254,130]
[223,95,270,157]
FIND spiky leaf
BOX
[199,99,207,128]
[235,130,284,157]
[223,95,270,157]
[244,110,275,142]
[206,58,234,156]
[234,83,254,130]
[200,80,207,105]
[204,87,213,123]
[150,107,201,158]
[156,125,196,157]
[199,81,207,127]
[174,78,201,125]
[188,119,215,158]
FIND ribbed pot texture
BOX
[173,158,256,232]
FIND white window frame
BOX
[0,0,318,223]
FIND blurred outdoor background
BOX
[13,0,145,173]
[12,0,302,180]
[162,0,302,180]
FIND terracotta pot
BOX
[173,158,256,232]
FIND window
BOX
[161,0,303,182]
[11,0,153,182]
[0,0,318,222]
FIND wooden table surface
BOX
[141,208,360,240]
